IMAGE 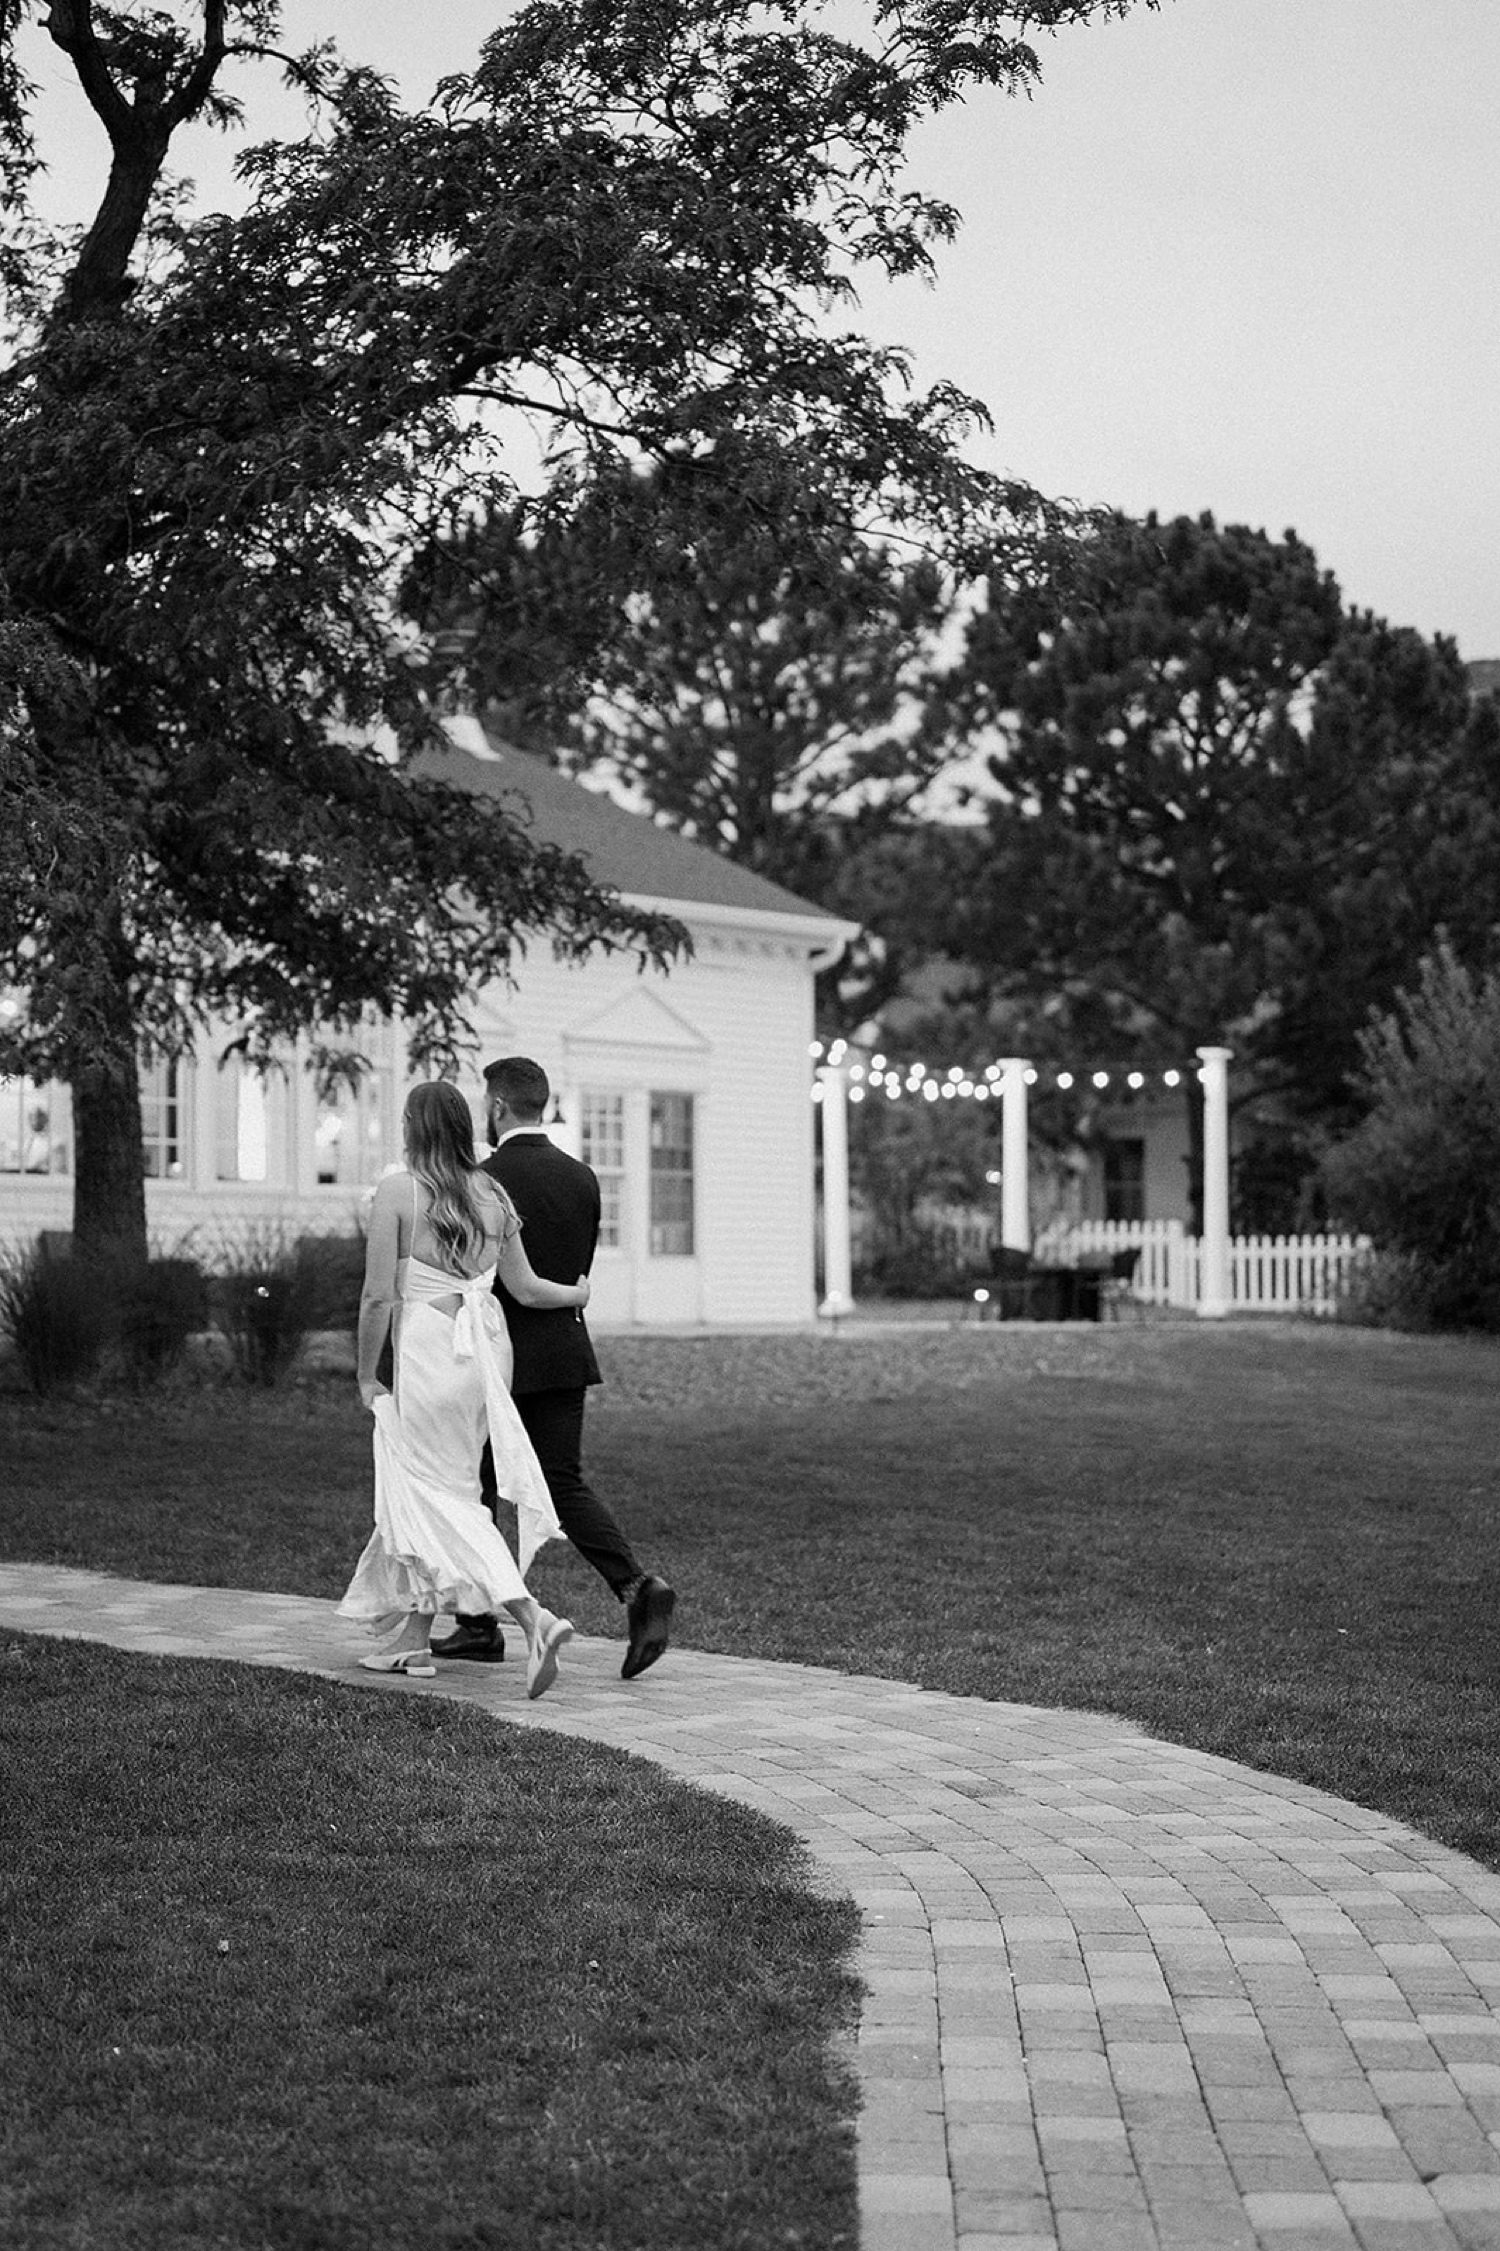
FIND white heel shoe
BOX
[526,1609,574,1701]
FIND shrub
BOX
[0,1242,113,1394]
[1332,1247,1436,1332]
[1323,946,1500,1330]
[211,1225,323,1386]
[112,1255,210,1386]
[854,1220,982,1299]
[293,1232,366,1332]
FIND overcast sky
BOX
[22,0,1500,656]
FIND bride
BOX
[338,1079,588,1698]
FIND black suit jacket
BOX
[482,1133,603,1395]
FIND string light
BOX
[808,1050,1205,1104]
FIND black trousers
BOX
[479,1385,641,1602]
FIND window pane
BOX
[1103,1138,1145,1224]
[649,1092,694,1257]
[580,1090,625,1251]
[0,1078,68,1174]
[141,1060,189,1180]
[216,1056,271,1182]
[314,1074,388,1186]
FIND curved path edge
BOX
[6,1561,1500,2251]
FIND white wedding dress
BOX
[337,1214,562,1632]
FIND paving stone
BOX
[862,2214,958,2251]
[1052,2208,1156,2248]
[1431,2180,1500,2214]
[1242,2188,1355,2229]
[1371,2072,1469,2108]
[12,1559,1500,2251]
[1346,2224,1464,2251]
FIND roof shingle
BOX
[418,730,851,930]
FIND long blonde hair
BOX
[403,1081,489,1271]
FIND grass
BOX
[8,1315,1500,2247]
[579,1321,1500,1868]
[5,1318,1500,1864]
[0,1634,859,2251]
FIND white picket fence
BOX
[1035,1217,1370,1316]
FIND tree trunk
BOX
[69,973,148,1262]
[60,141,169,323]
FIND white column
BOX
[817,1063,854,1319]
[188,1028,217,1195]
[1197,1045,1233,1320]
[999,1057,1031,1254]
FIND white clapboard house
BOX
[1,732,857,1327]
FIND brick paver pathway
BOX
[7,1561,1500,2251]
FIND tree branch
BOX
[456,384,635,448]
[223,40,377,119]
[163,0,228,132]
[43,0,131,144]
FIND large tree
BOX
[413,446,965,893]
[1,0,1146,1256]
[927,510,1500,1226]
[408,440,1035,1030]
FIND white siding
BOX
[469,916,819,1327]
[1,910,832,1326]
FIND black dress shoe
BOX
[430,1620,505,1662]
[622,1575,675,1680]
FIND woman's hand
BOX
[359,1378,391,1410]
[573,1274,591,1308]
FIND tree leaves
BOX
[926,510,1500,1216]
[0,0,1153,1243]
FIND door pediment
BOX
[562,986,709,1055]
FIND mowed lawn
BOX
[6,1317,1500,1864]
[0,1637,859,2251]
[6,1316,1500,2248]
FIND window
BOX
[0,1077,68,1174]
[649,1092,695,1257]
[314,1074,388,1186]
[216,1055,272,1183]
[141,1059,189,1180]
[580,1090,626,1249]
[1103,1138,1145,1224]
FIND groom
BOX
[431,1054,676,1681]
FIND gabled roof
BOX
[416,727,857,938]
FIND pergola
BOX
[816,1045,1234,1321]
